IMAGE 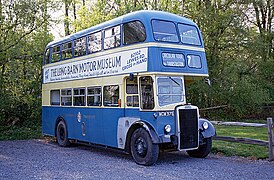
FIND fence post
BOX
[267,117,273,161]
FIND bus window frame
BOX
[103,85,120,107]
[51,45,61,63]
[73,87,86,106]
[61,41,73,60]
[178,23,202,46]
[156,76,185,107]
[74,36,87,57]
[122,20,146,46]
[50,89,61,106]
[125,76,139,108]
[103,25,121,50]
[87,31,102,54]
[151,19,179,43]
[44,48,50,65]
[139,76,155,110]
[61,88,72,106]
[87,86,102,106]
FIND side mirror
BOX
[204,78,211,86]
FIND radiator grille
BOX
[178,109,198,149]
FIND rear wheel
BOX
[130,128,159,166]
[187,137,212,158]
[56,120,71,147]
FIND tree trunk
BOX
[64,0,70,36]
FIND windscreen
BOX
[157,77,185,106]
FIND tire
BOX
[130,128,159,166]
[56,120,71,147]
[187,137,212,158]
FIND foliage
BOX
[0,124,42,140]
[0,0,273,128]
[183,0,273,119]
[0,0,54,126]
[69,0,273,119]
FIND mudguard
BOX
[199,118,216,138]
[134,121,162,144]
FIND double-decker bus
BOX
[42,10,215,166]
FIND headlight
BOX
[164,124,171,134]
[202,122,209,130]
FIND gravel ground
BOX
[0,139,273,180]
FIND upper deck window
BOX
[178,24,201,46]
[123,21,146,45]
[51,45,61,62]
[152,20,179,43]
[88,31,102,53]
[104,26,121,50]
[74,37,86,57]
[62,42,72,60]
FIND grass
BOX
[0,124,42,141]
[212,124,270,159]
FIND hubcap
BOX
[135,137,147,157]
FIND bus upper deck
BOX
[43,10,208,85]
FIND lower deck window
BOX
[87,87,101,106]
[50,90,60,105]
[103,85,119,107]
[61,89,72,106]
[73,88,86,106]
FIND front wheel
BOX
[56,120,71,147]
[130,128,159,166]
[187,137,212,158]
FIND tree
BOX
[0,0,55,125]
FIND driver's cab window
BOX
[140,76,154,110]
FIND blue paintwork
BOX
[147,47,208,75]
[42,106,177,148]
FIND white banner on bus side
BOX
[43,48,148,83]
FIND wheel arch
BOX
[54,116,66,137]
[199,118,216,139]
[125,121,161,153]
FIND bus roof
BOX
[47,10,196,48]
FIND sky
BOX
[49,8,64,40]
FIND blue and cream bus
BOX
[42,10,215,165]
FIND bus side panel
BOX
[42,106,56,136]
[102,108,124,147]
[125,109,175,140]
[42,106,105,145]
